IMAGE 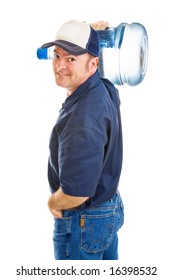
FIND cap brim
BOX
[41,40,87,55]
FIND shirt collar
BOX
[62,70,100,112]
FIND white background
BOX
[0,0,172,278]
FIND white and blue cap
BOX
[41,20,99,57]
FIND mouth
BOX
[56,71,69,77]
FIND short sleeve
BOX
[58,127,105,197]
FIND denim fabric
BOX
[53,192,124,260]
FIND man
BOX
[41,19,124,260]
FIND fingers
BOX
[90,21,109,30]
[50,209,63,218]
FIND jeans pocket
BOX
[53,217,72,260]
[53,217,72,237]
[80,212,114,253]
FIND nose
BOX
[55,58,67,70]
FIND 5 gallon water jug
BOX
[37,22,148,86]
[97,22,148,86]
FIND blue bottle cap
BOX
[37,48,48,60]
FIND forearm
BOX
[48,188,89,218]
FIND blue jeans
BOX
[53,192,124,260]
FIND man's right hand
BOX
[90,21,109,30]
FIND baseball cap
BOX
[41,20,99,57]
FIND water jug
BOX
[97,22,148,86]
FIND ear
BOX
[89,57,99,73]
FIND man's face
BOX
[52,47,98,95]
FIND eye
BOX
[67,57,76,62]
[53,53,60,59]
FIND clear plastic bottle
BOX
[97,23,148,86]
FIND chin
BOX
[55,80,67,89]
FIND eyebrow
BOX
[53,49,76,58]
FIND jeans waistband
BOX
[63,190,121,217]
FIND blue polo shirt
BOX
[48,70,123,209]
